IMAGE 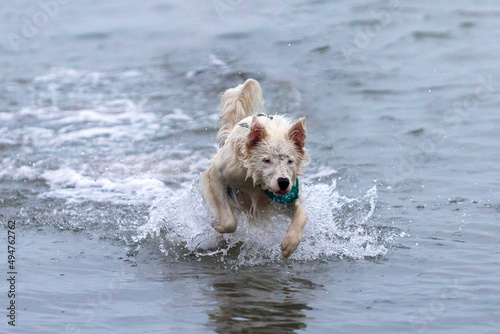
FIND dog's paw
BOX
[212,223,225,234]
[212,221,237,234]
[281,232,301,258]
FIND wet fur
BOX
[202,79,309,258]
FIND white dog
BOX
[202,79,308,258]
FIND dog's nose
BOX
[278,178,290,191]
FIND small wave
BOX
[134,178,390,266]
[40,167,169,205]
[0,67,217,206]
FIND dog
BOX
[201,79,308,258]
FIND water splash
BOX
[134,178,389,266]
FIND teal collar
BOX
[264,179,299,204]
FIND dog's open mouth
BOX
[276,190,289,195]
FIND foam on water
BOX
[0,68,214,205]
[135,177,388,266]
[38,167,169,205]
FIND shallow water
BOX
[1,0,500,333]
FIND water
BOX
[1,0,499,333]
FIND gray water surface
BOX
[1,1,499,333]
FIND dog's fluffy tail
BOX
[217,78,264,146]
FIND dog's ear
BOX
[248,116,267,149]
[289,117,306,151]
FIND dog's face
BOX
[244,116,307,196]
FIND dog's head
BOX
[244,116,308,196]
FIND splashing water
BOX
[135,178,387,266]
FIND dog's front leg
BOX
[281,201,307,258]
[202,170,237,233]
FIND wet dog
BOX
[201,79,308,258]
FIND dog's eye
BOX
[288,160,294,165]
[263,158,271,164]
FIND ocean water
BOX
[1,0,499,333]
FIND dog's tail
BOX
[217,78,264,146]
